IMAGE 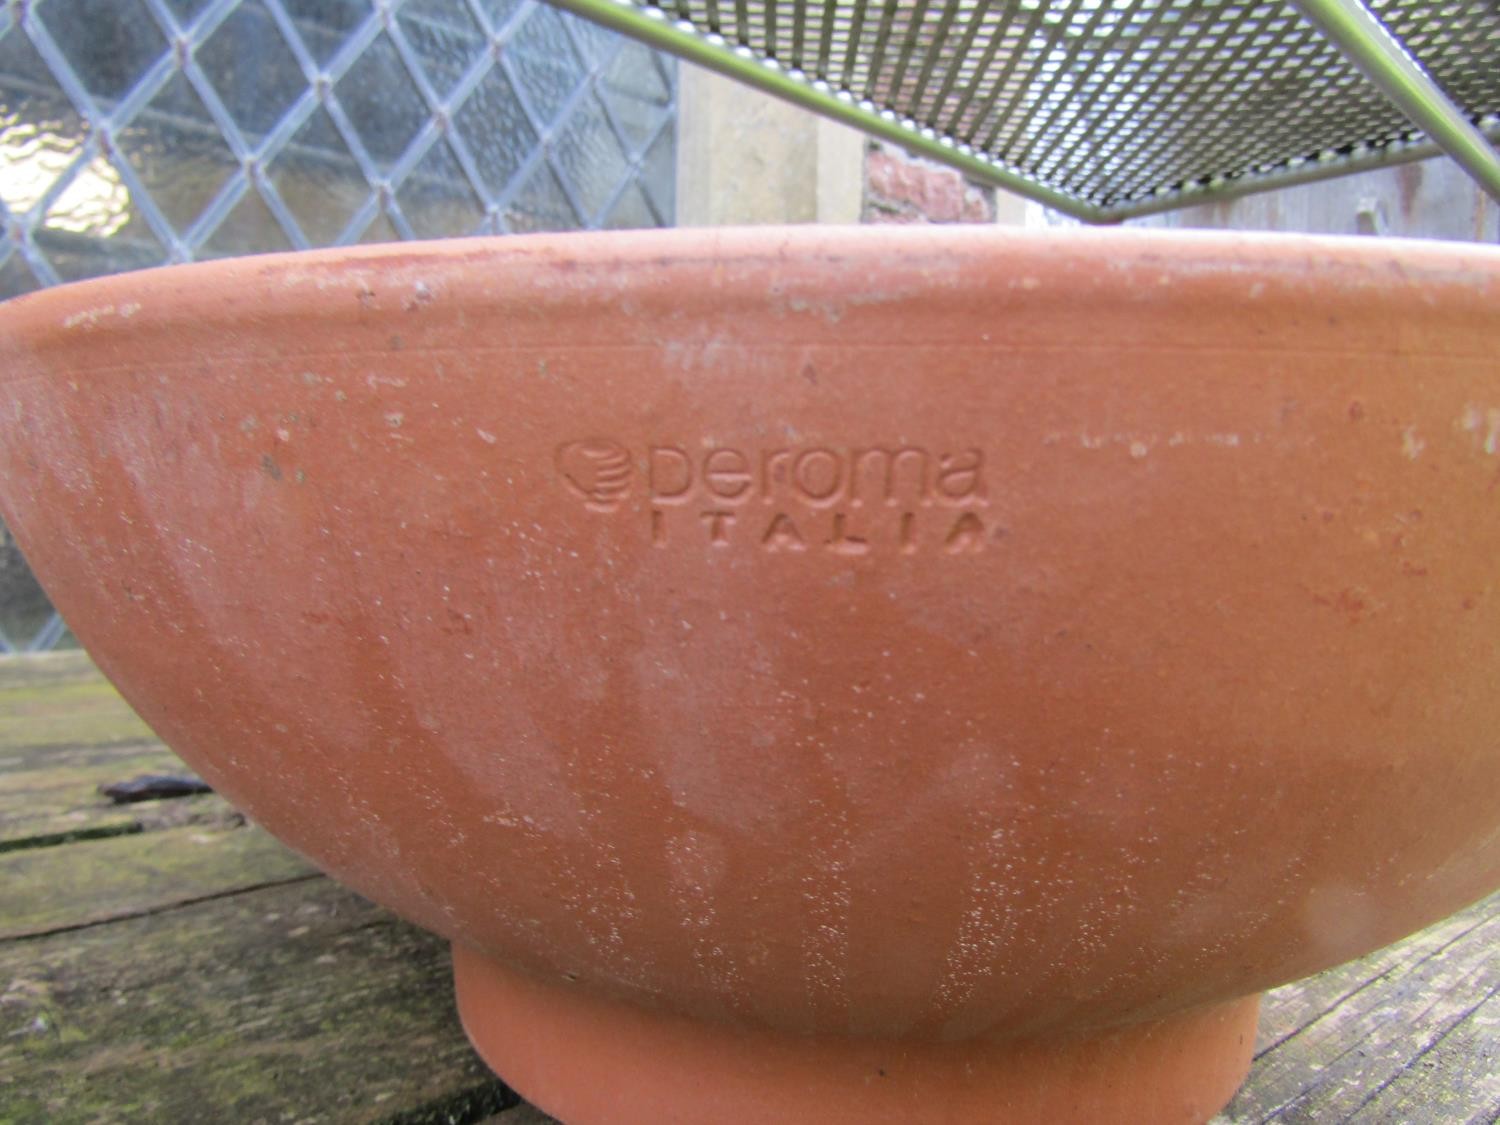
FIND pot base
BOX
[452,944,1259,1124]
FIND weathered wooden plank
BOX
[1356,984,1500,1125]
[0,652,233,849]
[0,737,220,849]
[1250,896,1497,1059]
[0,820,315,939]
[0,792,245,854]
[0,877,517,1125]
[1,737,184,789]
[0,657,155,751]
[0,651,104,690]
[0,654,229,851]
[1217,895,1500,1124]
[7,884,1492,1125]
[2,654,1494,1123]
[479,1107,560,1124]
[2,840,1488,1122]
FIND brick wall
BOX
[861,140,996,225]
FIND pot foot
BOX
[453,945,1258,1125]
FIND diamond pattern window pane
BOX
[116,72,241,235]
[35,172,167,281]
[398,0,487,98]
[1,518,65,652]
[266,106,369,243]
[602,42,671,153]
[395,138,485,237]
[0,30,92,224]
[333,32,429,172]
[161,0,216,27]
[453,63,537,196]
[0,0,676,652]
[566,9,622,65]
[641,125,674,220]
[505,160,579,232]
[357,207,402,243]
[196,1,310,143]
[554,91,632,223]
[201,184,295,256]
[476,0,526,36]
[506,5,584,127]
[281,0,372,65]
[605,180,654,229]
[0,254,44,301]
[36,0,168,105]
[602,39,668,104]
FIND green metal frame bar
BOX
[1095,124,1500,223]
[1289,0,1500,204]
[549,0,1500,222]
[545,0,1102,221]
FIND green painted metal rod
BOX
[543,0,1104,221]
[1290,0,1500,204]
[547,0,1500,219]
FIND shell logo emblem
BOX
[555,439,632,510]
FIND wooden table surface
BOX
[2,652,1496,1124]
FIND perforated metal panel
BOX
[1370,0,1500,115]
[0,0,677,651]
[554,0,1499,220]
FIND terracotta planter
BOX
[2,227,1498,1123]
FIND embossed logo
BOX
[556,437,1000,556]
[555,438,632,510]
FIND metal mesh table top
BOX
[552,0,1500,220]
